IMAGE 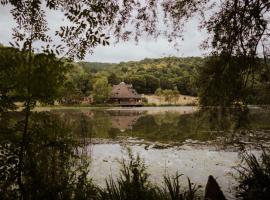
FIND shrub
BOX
[99,149,202,200]
[235,148,270,200]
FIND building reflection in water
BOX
[108,110,145,132]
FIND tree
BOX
[60,80,83,105]
[0,1,214,199]
[130,75,146,94]
[144,74,160,94]
[92,77,111,104]
[196,55,254,106]
[79,57,203,97]
[0,113,98,199]
[176,77,191,95]
[2,0,270,107]
[163,89,175,104]
[75,73,92,96]
[0,46,71,199]
[160,78,174,90]
[1,0,198,59]
[172,87,180,104]
[0,46,70,108]
[155,88,163,104]
[108,72,120,86]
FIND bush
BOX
[99,149,158,200]
[99,149,202,200]
[235,148,270,200]
[159,173,201,200]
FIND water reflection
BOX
[108,110,144,132]
[47,106,270,147]
[1,107,270,199]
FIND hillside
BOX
[77,57,204,96]
[78,61,116,73]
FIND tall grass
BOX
[235,148,270,200]
[159,173,201,200]
[99,149,202,200]
[99,149,159,200]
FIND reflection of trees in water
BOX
[153,111,180,127]
[52,110,112,139]
[128,107,270,144]
[0,112,95,199]
[199,107,250,131]
[1,110,270,199]
[53,110,145,139]
[42,107,270,144]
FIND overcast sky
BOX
[0,5,207,63]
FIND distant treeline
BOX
[1,42,269,106]
[70,56,269,105]
[77,57,202,96]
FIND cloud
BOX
[86,18,207,63]
[0,5,207,63]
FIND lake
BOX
[2,106,269,199]
[43,106,270,199]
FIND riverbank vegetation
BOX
[46,55,270,106]
[1,111,270,200]
[1,0,270,199]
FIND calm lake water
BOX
[38,106,270,199]
[3,106,264,199]
[47,106,270,145]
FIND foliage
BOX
[2,0,270,106]
[92,77,111,104]
[45,53,270,106]
[2,110,270,200]
[108,72,121,86]
[100,149,157,200]
[78,57,202,96]
[0,0,209,59]
[197,56,247,106]
[202,0,270,105]
[59,63,92,105]
[79,62,116,74]
[127,75,147,94]
[154,88,179,104]
[0,46,70,110]
[155,88,163,102]
[160,173,201,200]
[144,75,160,94]
[197,55,270,106]
[235,148,270,200]
[0,113,98,200]
[0,47,21,112]
[99,149,201,200]
[1,0,115,59]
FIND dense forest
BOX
[59,56,270,105]
[1,43,269,106]
[58,57,202,104]
[79,57,202,95]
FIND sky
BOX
[0,4,207,63]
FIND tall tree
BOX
[92,77,111,103]
[108,72,120,86]
[0,45,70,198]
[144,74,160,94]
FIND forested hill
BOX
[77,57,204,95]
[78,62,116,73]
